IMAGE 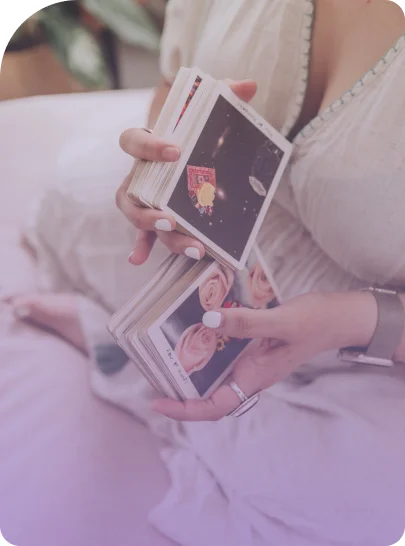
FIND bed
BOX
[0,89,175,546]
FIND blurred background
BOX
[0,0,166,100]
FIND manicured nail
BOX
[155,219,173,232]
[162,146,180,161]
[185,247,201,260]
[14,305,30,319]
[128,250,135,262]
[203,311,222,329]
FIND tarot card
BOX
[246,245,281,307]
[108,255,179,339]
[108,255,208,398]
[165,69,207,136]
[165,70,215,145]
[148,245,280,399]
[127,67,193,200]
[161,82,293,270]
[174,75,202,131]
[186,165,217,217]
[153,66,193,135]
[129,70,215,208]
[252,245,283,304]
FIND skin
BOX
[8,0,405,421]
[116,0,405,421]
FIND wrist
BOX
[393,294,405,362]
[332,290,405,363]
[325,291,378,350]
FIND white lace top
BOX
[161,0,405,299]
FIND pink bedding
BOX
[0,92,175,546]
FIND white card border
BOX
[161,83,293,270]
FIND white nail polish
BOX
[155,219,172,232]
[203,311,222,329]
[185,247,201,261]
[15,305,30,319]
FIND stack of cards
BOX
[128,67,293,270]
[108,246,281,401]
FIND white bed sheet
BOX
[0,90,176,546]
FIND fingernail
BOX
[203,311,222,329]
[185,247,201,260]
[14,305,30,319]
[162,146,180,161]
[128,250,135,262]
[155,219,173,232]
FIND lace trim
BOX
[294,31,405,143]
[281,0,315,138]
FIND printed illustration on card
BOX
[150,248,278,397]
[167,94,285,265]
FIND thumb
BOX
[225,79,257,103]
[202,307,273,339]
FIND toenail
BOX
[15,306,30,319]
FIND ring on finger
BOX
[228,380,261,418]
[142,127,153,134]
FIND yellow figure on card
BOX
[196,182,216,208]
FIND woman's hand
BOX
[153,291,379,421]
[116,80,257,265]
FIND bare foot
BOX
[9,293,88,354]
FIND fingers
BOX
[123,202,176,233]
[119,128,180,162]
[157,231,205,260]
[202,307,278,339]
[153,354,265,421]
[118,169,205,262]
[128,230,205,265]
[225,79,258,103]
[128,230,157,265]
[152,342,297,422]
[152,382,245,422]
[116,174,176,231]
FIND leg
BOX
[8,166,170,356]
[0,307,177,546]
[5,292,88,353]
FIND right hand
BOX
[116,79,258,266]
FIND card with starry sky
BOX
[165,89,291,269]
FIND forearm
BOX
[147,79,172,128]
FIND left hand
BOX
[152,291,378,421]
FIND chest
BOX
[192,1,404,135]
[290,0,405,139]
[287,51,405,287]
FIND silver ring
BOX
[228,381,260,418]
[229,381,248,403]
[142,127,153,134]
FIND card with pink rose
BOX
[148,246,279,398]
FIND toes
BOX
[10,296,43,323]
[14,304,31,319]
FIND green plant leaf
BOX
[39,4,112,89]
[81,0,162,51]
